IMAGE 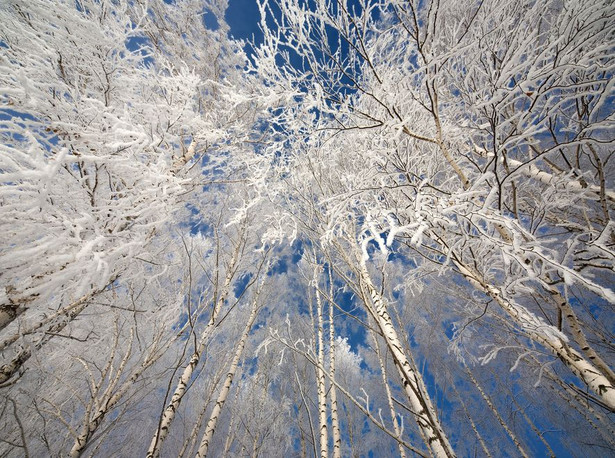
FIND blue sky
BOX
[226,0,263,43]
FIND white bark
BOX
[0,293,93,352]
[328,289,341,458]
[450,381,491,458]
[465,368,529,458]
[195,300,259,457]
[371,331,407,458]
[358,259,455,458]
[544,280,615,386]
[506,157,615,203]
[68,316,182,457]
[147,240,242,458]
[0,293,95,385]
[314,273,328,458]
[454,259,615,412]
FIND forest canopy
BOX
[0,0,614,456]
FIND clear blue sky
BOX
[226,0,263,43]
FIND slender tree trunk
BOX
[371,331,407,458]
[541,362,615,449]
[302,350,428,457]
[0,292,94,352]
[450,380,491,458]
[544,278,615,386]
[314,270,328,458]
[0,294,93,385]
[328,287,341,458]
[147,240,242,458]
[68,322,180,457]
[492,370,555,458]
[294,370,319,458]
[221,384,242,458]
[358,258,455,458]
[196,300,259,457]
[178,364,228,457]
[180,402,208,457]
[465,368,529,458]
[454,258,615,411]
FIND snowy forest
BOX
[0,0,614,456]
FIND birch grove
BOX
[1,0,614,456]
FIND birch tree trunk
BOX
[177,360,229,457]
[0,279,118,386]
[314,269,328,458]
[147,237,243,458]
[370,331,407,458]
[543,278,615,387]
[0,294,94,385]
[453,257,615,411]
[328,284,341,458]
[358,258,455,458]
[465,368,529,458]
[450,381,491,458]
[195,299,259,457]
[68,312,186,457]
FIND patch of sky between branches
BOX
[226,0,372,89]
[124,35,154,67]
[179,203,212,236]
[233,272,253,298]
[202,9,220,31]
[226,0,263,44]
[1,108,61,149]
[0,109,37,123]
[266,240,304,276]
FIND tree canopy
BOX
[1,0,614,456]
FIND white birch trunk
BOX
[328,294,341,458]
[454,260,615,411]
[1,295,92,385]
[465,368,529,458]
[305,351,428,457]
[506,157,615,203]
[450,381,491,458]
[371,331,407,458]
[195,300,259,457]
[0,293,92,352]
[147,242,241,458]
[358,259,455,458]
[178,363,229,457]
[68,322,179,457]
[544,280,615,386]
[314,272,328,458]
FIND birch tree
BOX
[252,0,615,414]
[146,223,247,457]
[0,264,187,456]
[195,295,261,457]
[0,0,225,386]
